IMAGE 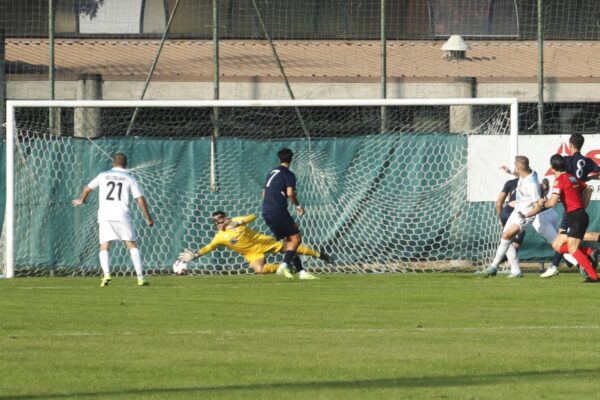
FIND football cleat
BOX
[507,272,523,278]
[299,270,318,280]
[479,266,497,278]
[582,277,600,283]
[137,278,150,286]
[100,276,112,287]
[540,266,559,279]
[276,264,294,280]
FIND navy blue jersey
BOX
[262,166,296,215]
[564,152,600,181]
[501,178,518,204]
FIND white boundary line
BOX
[14,325,600,338]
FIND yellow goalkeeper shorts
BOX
[244,241,284,264]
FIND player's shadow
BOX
[2,367,598,399]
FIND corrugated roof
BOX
[6,39,600,81]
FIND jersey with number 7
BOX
[87,167,143,223]
[262,165,297,216]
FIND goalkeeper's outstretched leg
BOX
[248,257,279,274]
[247,245,332,275]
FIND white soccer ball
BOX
[172,259,188,275]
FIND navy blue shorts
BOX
[500,206,512,226]
[262,213,300,240]
[559,214,569,232]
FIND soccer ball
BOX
[172,259,188,275]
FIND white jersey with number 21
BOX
[87,167,143,223]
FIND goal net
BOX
[1,99,517,277]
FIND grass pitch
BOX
[1,273,599,400]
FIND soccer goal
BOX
[1,98,518,278]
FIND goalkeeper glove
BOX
[179,249,197,262]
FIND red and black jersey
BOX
[551,173,587,213]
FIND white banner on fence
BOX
[468,135,600,202]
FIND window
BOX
[431,0,518,37]
[78,0,144,34]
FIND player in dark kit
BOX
[564,133,600,182]
[523,154,598,282]
[262,148,329,280]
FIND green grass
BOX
[1,273,600,400]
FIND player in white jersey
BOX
[482,156,542,278]
[483,159,578,278]
[72,153,154,287]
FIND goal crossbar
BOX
[7,98,518,109]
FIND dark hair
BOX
[569,133,584,150]
[550,154,566,172]
[113,153,128,168]
[278,148,293,164]
[212,211,226,218]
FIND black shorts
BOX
[565,209,589,240]
[262,212,300,240]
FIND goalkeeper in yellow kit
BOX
[179,211,331,274]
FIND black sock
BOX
[292,256,304,273]
[283,250,296,265]
[552,251,563,267]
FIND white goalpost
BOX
[2,98,519,278]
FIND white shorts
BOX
[504,209,534,233]
[532,208,559,243]
[99,220,137,244]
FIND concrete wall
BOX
[8,79,600,102]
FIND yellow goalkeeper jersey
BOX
[198,214,283,262]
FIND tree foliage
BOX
[78,0,105,19]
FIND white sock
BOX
[506,246,521,275]
[491,239,512,268]
[129,248,144,280]
[563,253,578,266]
[99,250,110,277]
